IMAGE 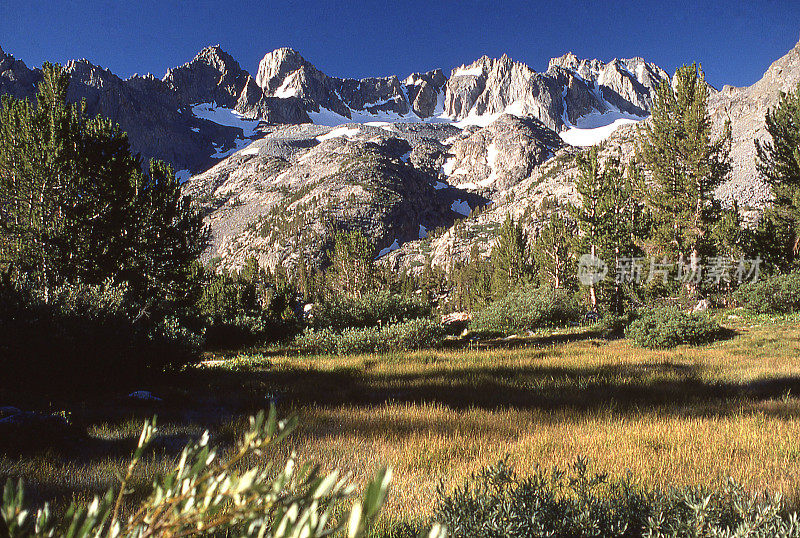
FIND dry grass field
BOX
[2,312,800,531]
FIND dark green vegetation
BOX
[427,458,800,538]
[733,271,800,314]
[624,307,725,349]
[0,65,207,390]
[468,285,580,336]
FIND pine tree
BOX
[328,229,375,298]
[571,148,645,312]
[637,63,731,295]
[571,146,608,309]
[0,63,208,309]
[490,215,532,298]
[755,82,800,270]
[533,210,576,289]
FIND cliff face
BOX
[4,39,799,275]
[710,37,800,208]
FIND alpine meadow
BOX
[2,6,800,536]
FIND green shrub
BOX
[432,457,800,537]
[197,266,301,348]
[624,307,723,349]
[295,318,445,355]
[313,291,432,331]
[595,311,638,339]
[469,286,580,336]
[380,318,446,351]
[0,276,201,390]
[0,408,395,537]
[733,272,800,314]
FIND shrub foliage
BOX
[469,286,580,336]
[624,307,723,349]
[433,457,800,537]
[295,318,445,355]
[0,276,200,389]
[312,291,432,331]
[733,272,800,314]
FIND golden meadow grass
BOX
[2,314,799,527]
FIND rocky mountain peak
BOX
[255,47,318,93]
[163,44,249,108]
[403,69,447,118]
[548,52,580,71]
[0,45,38,101]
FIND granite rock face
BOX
[182,122,484,272]
[0,46,39,101]
[403,69,448,118]
[442,114,564,193]
[442,52,669,129]
[162,45,250,108]
[255,47,411,119]
[710,37,800,207]
[65,57,245,174]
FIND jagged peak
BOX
[164,44,243,80]
[259,47,307,67]
[255,47,319,91]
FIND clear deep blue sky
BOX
[2,0,798,88]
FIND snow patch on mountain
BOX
[317,126,361,141]
[559,110,643,147]
[191,103,260,137]
[452,65,484,77]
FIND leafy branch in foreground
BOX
[0,407,405,537]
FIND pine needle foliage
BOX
[637,64,731,289]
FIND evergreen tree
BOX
[571,148,645,312]
[490,215,532,298]
[637,63,731,295]
[328,229,375,298]
[0,63,208,310]
[755,82,800,270]
[533,210,576,289]
[450,243,492,311]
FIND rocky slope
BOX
[443,53,669,129]
[710,37,800,208]
[4,39,799,276]
[183,122,486,271]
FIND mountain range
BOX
[2,38,799,272]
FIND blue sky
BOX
[1,0,798,88]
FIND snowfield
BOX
[191,103,260,137]
[559,110,643,146]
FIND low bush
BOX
[733,271,800,314]
[624,306,723,349]
[0,276,201,390]
[595,311,638,339]
[295,318,445,355]
[197,267,301,348]
[0,408,395,537]
[431,457,800,538]
[203,314,300,349]
[469,286,580,336]
[313,291,432,331]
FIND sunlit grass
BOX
[2,313,800,529]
